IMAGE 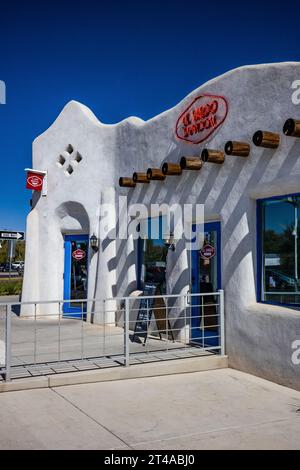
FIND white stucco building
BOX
[22,62,300,390]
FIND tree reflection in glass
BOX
[262,195,300,304]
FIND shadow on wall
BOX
[31,190,42,209]
[99,136,300,335]
[220,141,300,290]
[56,201,90,233]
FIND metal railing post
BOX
[34,303,37,364]
[81,301,84,360]
[184,295,187,348]
[201,295,204,348]
[5,304,12,382]
[103,299,106,357]
[58,302,61,362]
[166,296,169,352]
[124,297,130,367]
[219,289,225,355]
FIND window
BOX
[258,194,300,306]
[137,216,168,294]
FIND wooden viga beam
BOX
[119,177,136,188]
[201,149,225,164]
[283,118,300,137]
[161,162,182,175]
[225,141,250,157]
[147,168,166,180]
[180,156,203,170]
[132,172,150,184]
[252,130,280,149]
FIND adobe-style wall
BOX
[22,62,300,390]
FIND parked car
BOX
[17,264,24,275]
[0,262,18,272]
[0,263,10,272]
[11,261,24,270]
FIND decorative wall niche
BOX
[57,145,83,177]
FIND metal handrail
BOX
[0,291,222,307]
[0,289,225,381]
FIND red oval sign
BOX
[175,94,228,144]
[72,249,86,261]
[200,243,216,260]
[27,175,43,188]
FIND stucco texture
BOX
[22,62,300,390]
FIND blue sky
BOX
[0,0,299,231]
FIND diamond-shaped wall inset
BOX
[57,145,83,177]
[74,151,82,164]
[65,165,74,176]
[66,144,74,154]
[57,155,66,167]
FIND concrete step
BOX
[0,354,228,392]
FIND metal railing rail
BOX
[0,290,225,381]
[0,290,223,306]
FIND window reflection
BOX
[261,195,300,305]
[139,216,168,294]
[143,239,168,294]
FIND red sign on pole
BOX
[175,94,228,144]
[72,249,86,261]
[26,172,44,191]
[199,243,216,260]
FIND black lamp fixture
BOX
[164,232,176,252]
[90,233,99,252]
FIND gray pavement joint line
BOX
[50,387,133,450]
[130,415,300,448]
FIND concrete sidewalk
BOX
[0,368,300,449]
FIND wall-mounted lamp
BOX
[164,232,176,252]
[90,234,99,252]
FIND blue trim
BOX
[191,221,222,347]
[210,221,221,290]
[191,248,198,297]
[256,192,300,308]
[256,199,263,303]
[191,221,221,291]
[257,191,300,203]
[136,235,144,291]
[63,238,72,308]
[63,234,89,318]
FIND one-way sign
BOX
[0,231,25,241]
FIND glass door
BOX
[63,234,89,318]
[191,222,221,346]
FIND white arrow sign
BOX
[0,231,25,241]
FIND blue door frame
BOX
[191,221,221,346]
[63,234,89,318]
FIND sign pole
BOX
[8,240,12,279]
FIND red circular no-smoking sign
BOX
[199,243,215,260]
[72,249,86,261]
